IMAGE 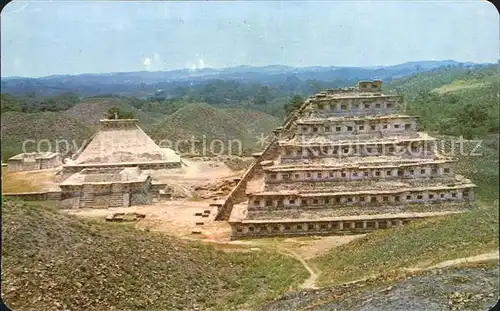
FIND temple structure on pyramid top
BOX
[224,80,476,239]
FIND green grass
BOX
[312,205,498,286]
[431,79,492,94]
[223,252,309,309]
[2,199,308,311]
[387,64,498,99]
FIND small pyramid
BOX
[74,119,179,165]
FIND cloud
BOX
[187,58,209,71]
[142,53,166,70]
[143,57,152,70]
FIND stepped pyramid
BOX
[228,80,476,239]
[58,119,181,209]
[72,119,180,166]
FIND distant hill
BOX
[2,199,307,310]
[386,63,498,99]
[222,107,281,136]
[388,64,499,139]
[2,60,490,97]
[62,97,160,128]
[1,111,93,160]
[150,103,278,155]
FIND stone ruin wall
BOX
[57,162,181,183]
[357,80,382,92]
[309,97,401,116]
[280,142,436,162]
[8,160,40,172]
[263,163,455,184]
[231,216,423,240]
[247,188,475,218]
[7,154,62,172]
[297,117,419,140]
[41,154,62,169]
[83,174,122,183]
[3,191,62,202]
[60,178,152,209]
[100,119,139,130]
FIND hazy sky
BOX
[1,0,498,78]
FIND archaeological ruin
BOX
[226,80,476,239]
[59,118,181,181]
[7,152,62,172]
[53,118,183,208]
[0,118,179,209]
[59,167,152,209]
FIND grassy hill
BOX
[150,103,279,156]
[223,107,281,137]
[1,199,308,310]
[412,83,498,139]
[386,64,498,99]
[431,79,493,94]
[1,111,94,160]
[62,97,161,128]
[387,64,499,139]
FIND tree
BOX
[284,95,304,116]
[1,94,21,113]
[254,86,271,106]
[453,102,490,139]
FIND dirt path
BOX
[405,250,499,272]
[340,250,500,286]
[282,248,320,289]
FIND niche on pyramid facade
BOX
[226,80,476,239]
